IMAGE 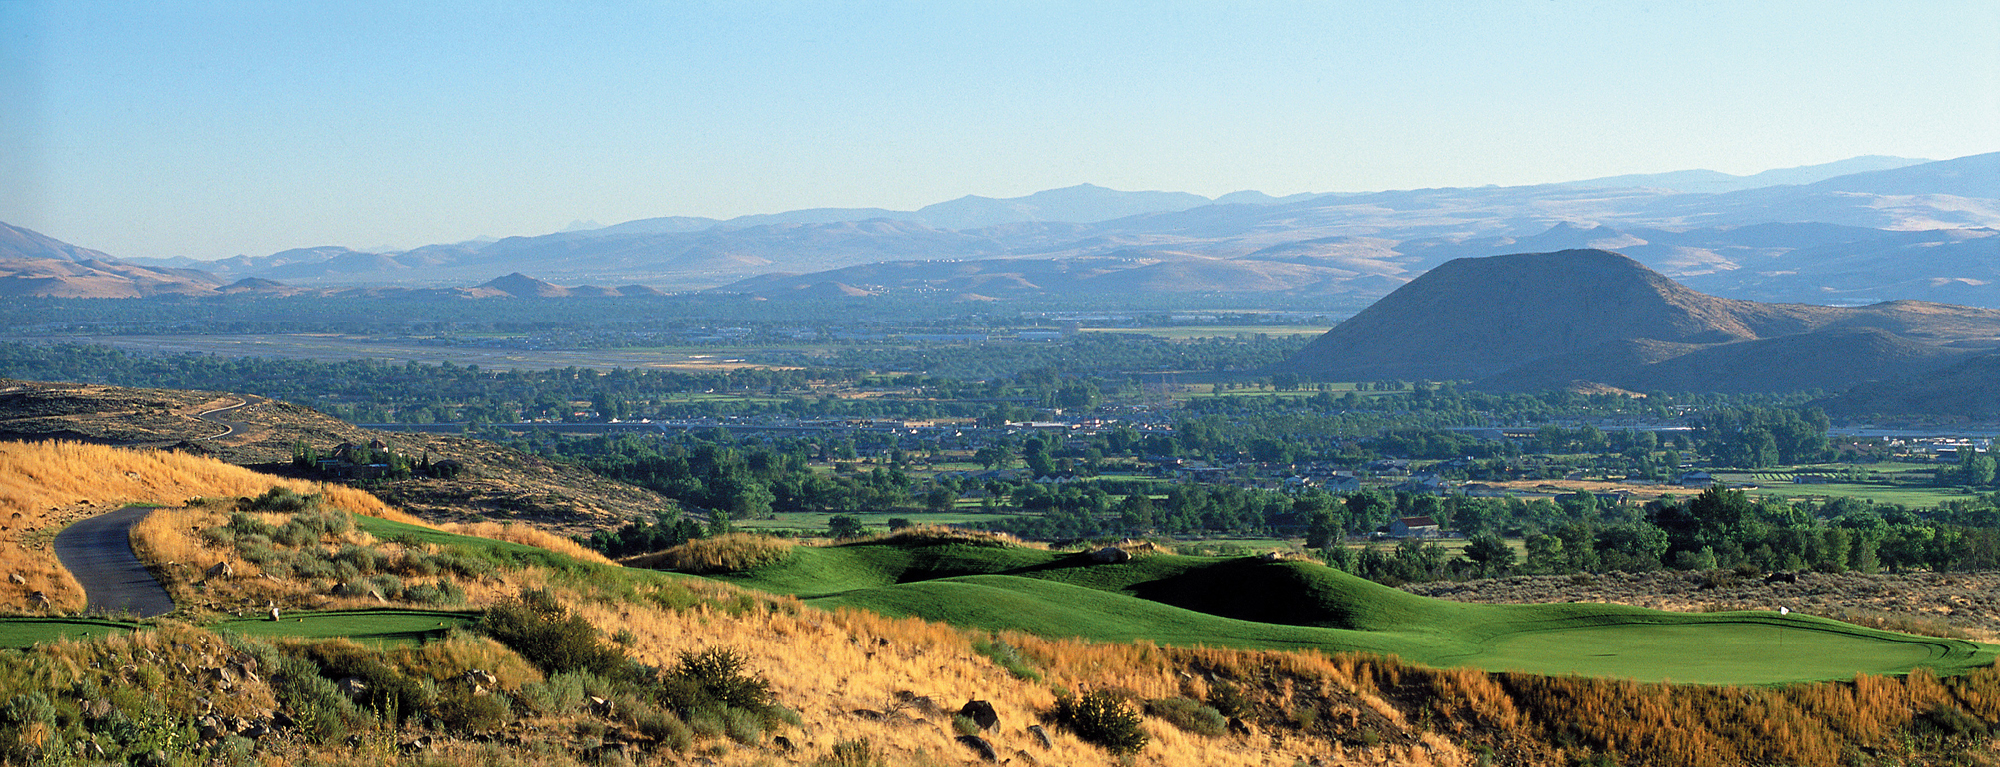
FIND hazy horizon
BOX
[4,1,1997,260]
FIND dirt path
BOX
[52,505,175,617]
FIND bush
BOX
[815,739,881,767]
[627,533,793,573]
[243,487,322,513]
[269,656,367,744]
[1205,678,1250,719]
[432,686,511,733]
[1051,689,1148,755]
[1145,696,1226,736]
[972,637,1040,681]
[477,589,634,679]
[663,647,774,714]
[1920,703,1989,738]
[292,640,435,724]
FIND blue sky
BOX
[4,1,1997,259]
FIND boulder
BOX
[1090,546,1131,564]
[1027,723,1054,749]
[958,699,999,730]
[956,735,998,762]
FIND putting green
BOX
[0,617,138,648]
[216,609,479,646]
[1466,620,1959,684]
[0,609,480,649]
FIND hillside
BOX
[5,445,2000,766]
[0,378,672,531]
[1821,352,2000,420]
[1277,249,2000,392]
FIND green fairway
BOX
[215,609,478,646]
[706,537,1997,684]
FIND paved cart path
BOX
[53,505,176,617]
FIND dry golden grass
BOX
[446,520,615,566]
[2,441,609,614]
[625,533,796,573]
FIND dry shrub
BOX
[624,533,794,573]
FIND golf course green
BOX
[705,537,1997,684]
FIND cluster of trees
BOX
[534,433,919,519]
[1695,406,1830,469]
[1939,449,1998,487]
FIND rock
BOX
[28,591,49,607]
[1013,749,1040,765]
[1091,546,1131,564]
[205,561,233,581]
[1229,716,1255,736]
[958,699,999,730]
[773,735,796,753]
[466,669,498,687]
[239,720,272,740]
[1260,551,1283,562]
[956,735,998,762]
[896,691,942,713]
[337,676,369,699]
[588,696,616,717]
[851,708,886,721]
[1027,724,1054,749]
[7,573,24,584]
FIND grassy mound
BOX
[708,538,1998,684]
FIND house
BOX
[1677,471,1714,488]
[1793,474,1835,484]
[1388,516,1441,538]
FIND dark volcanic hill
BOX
[1277,249,2000,394]
[1820,353,2000,420]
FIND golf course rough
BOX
[705,538,1996,685]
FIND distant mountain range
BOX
[1274,249,2000,403]
[8,152,2000,306]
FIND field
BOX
[1726,470,1977,506]
[704,534,1997,685]
[1078,325,1330,339]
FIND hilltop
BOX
[0,378,672,531]
[1276,249,2000,393]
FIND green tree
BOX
[827,514,866,539]
[1463,532,1516,576]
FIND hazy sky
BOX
[4,1,1997,260]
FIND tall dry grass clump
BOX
[625,533,794,573]
[851,525,1039,549]
[448,520,615,566]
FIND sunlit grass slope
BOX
[709,536,1997,684]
